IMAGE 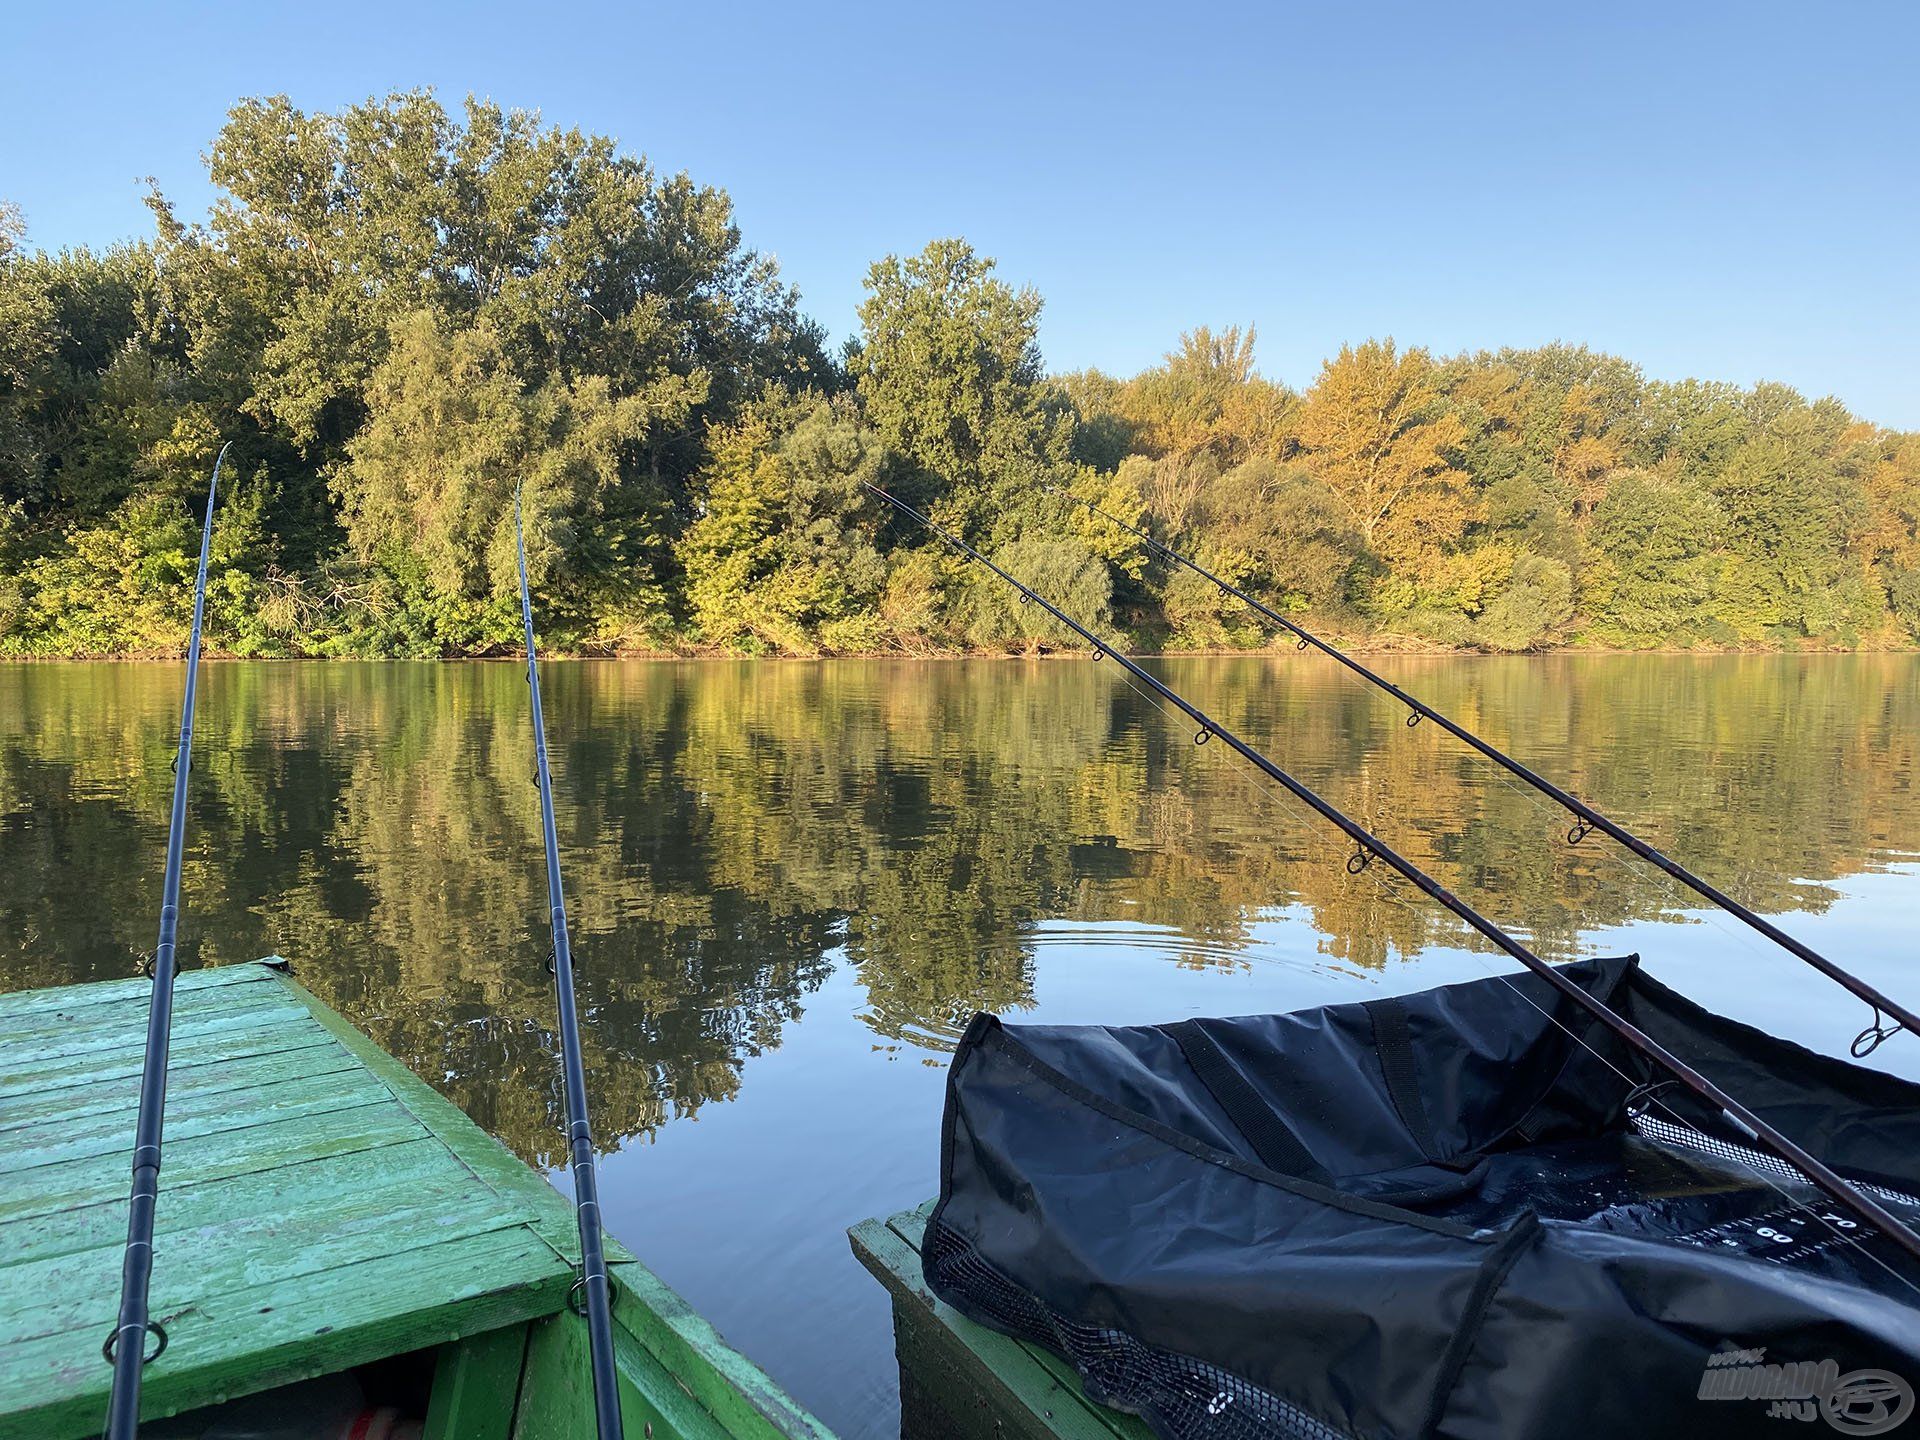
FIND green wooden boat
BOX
[849,1203,1149,1440]
[0,959,830,1440]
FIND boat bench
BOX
[850,1202,1153,1440]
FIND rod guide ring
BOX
[568,1274,618,1317]
[1853,1013,1904,1059]
[103,1322,166,1366]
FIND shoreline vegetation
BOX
[5,93,1918,664]
[5,638,1915,665]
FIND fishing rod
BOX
[514,488,625,1440]
[104,441,229,1439]
[1050,484,1918,1058]
[866,479,1920,1268]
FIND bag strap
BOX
[1365,996,1447,1163]
[1165,1020,1331,1184]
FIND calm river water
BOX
[3,654,1917,1436]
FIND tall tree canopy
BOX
[2,96,1918,657]
[848,238,1072,542]
[1294,340,1472,567]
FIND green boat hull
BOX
[0,961,828,1440]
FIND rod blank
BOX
[105,441,228,1440]
[514,489,625,1440]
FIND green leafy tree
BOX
[1709,388,1865,638]
[1114,326,1293,464]
[7,468,268,656]
[1475,552,1575,651]
[849,238,1072,541]
[680,392,892,652]
[1053,369,1134,472]
[141,91,823,635]
[1863,434,1920,638]
[1140,456,1357,647]
[0,203,58,506]
[8,112,1920,660]
[1585,470,1724,643]
[336,311,691,652]
[951,537,1113,650]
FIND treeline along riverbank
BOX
[4,92,1918,659]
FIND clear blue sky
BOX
[4,2,1916,423]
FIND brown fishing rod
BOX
[1051,484,1917,1058]
[866,479,1920,1268]
[105,441,228,1439]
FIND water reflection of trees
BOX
[1,655,1913,1163]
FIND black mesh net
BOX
[924,1216,1354,1440]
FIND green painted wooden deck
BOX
[849,1204,1152,1440]
[0,960,828,1440]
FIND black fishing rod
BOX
[514,489,625,1440]
[1051,485,1918,1057]
[104,441,228,1439]
[867,479,1920,1267]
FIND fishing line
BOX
[1117,649,1920,1300]
[1329,841,1920,1304]
[1057,486,1916,1056]
[866,479,1920,1269]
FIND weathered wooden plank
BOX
[6,1062,392,1174]
[515,1300,770,1440]
[888,1197,938,1236]
[880,1208,1148,1439]
[283,973,831,1439]
[0,975,288,1050]
[0,962,268,1027]
[1,963,831,1440]
[510,1311,597,1440]
[515,1305,724,1440]
[850,1213,1146,1440]
[284,976,591,1261]
[0,1010,320,1098]
[0,988,299,1071]
[424,1322,529,1440]
[0,1038,361,1135]
[0,1135,457,1269]
[6,1175,533,1344]
[894,1301,1071,1440]
[0,1227,572,1440]
[607,1315,745,1440]
[0,1098,422,1225]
